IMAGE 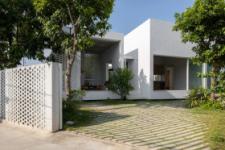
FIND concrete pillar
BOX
[186,59,189,90]
[71,52,81,90]
[44,63,62,132]
[202,63,208,89]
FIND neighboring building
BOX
[22,19,209,100]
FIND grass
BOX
[191,107,225,150]
[63,100,97,130]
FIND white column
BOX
[45,63,62,132]
[202,63,208,89]
[71,52,81,90]
[186,59,189,90]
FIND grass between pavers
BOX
[63,99,225,150]
[63,99,183,130]
[191,107,225,150]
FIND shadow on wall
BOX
[125,49,152,99]
[138,70,150,98]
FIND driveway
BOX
[70,100,210,150]
[0,123,135,150]
[0,100,210,150]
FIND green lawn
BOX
[192,108,225,150]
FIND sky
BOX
[109,0,194,34]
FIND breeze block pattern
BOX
[0,71,5,119]
[0,63,62,132]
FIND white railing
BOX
[0,63,62,132]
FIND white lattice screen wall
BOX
[0,63,62,132]
[0,71,5,119]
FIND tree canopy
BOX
[0,0,45,69]
[33,0,114,96]
[174,0,225,66]
[174,0,225,99]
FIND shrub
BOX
[63,90,86,126]
[106,68,134,100]
[187,88,210,108]
[63,100,80,123]
[187,88,225,110]
[201,101,224,110]
[67,89,86,101]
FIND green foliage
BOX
[106,68,134,100]
[192,108,225,149]
[187,87,225,110]
[63,100,96,129]
[33,0,114,95]
[174,0,225,95]
[187,88,211,108]
[0,0,45,69]
[67,89,86,101]
[33,0,114,53]
[174,0,225,66]
[200,100,224,110]
[63,100,79,123]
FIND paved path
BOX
[73,100,210,150]
[0,123,136,150]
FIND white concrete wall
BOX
[71,52,81,90]
[0,63,62,132]
[149,19,194,99]
[124,19,195,100]
[124,19,151,99]
[83,91,120,100]
[150,19,195,58]
[100,42,123,82]
[151,90,188,99]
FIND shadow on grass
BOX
[63,99,188,130]
[82,99,188,109]
[63,101,130,130]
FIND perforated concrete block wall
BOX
[0,63,62,132]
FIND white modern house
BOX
[69,19,208,100]
[22,18,208,100]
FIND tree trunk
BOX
[65,55,74,97]
[65,25,77,98]
[210,65,219,100]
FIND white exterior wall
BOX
[0,63,62,132]
[124,19,196,100]
[83,91,120,100]
[124,19,151,99]
[149,19,195,99]
[150,19,195,58]
[71,52,81,90]
[100,41,124,80]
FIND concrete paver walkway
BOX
[73,100,210,150]
[0,100,210,150]
[0,123,135,150]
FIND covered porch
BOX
[151,55,188,99]
[81,39,121,91]
[70,32,124,100]
[151,55,204,99]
